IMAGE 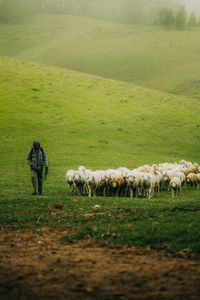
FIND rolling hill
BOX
[0,54,199,183]
[0,55,200,252]
[1,14,200,98]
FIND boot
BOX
[32,176,37,195]
[38,179,43,195]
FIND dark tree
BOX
[175,6,187,30]
[158,8,175,27]
[188,12,197,28]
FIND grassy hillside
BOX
[0,55,200,253]
[0,54,200,172]
[1,15,200,98]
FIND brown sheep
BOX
[188,165,198,174]
[109,175,125,197]
[186,173,198,189]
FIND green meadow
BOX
[1,14,200,97]
[0,53,200,253]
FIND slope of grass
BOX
[0,55,200,253]
[1,15,200,98]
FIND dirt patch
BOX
[0,228,200,300]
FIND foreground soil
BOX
[0,228,200,300]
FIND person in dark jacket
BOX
[27,140,48,195]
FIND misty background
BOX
[0,0,200,27]
[182,0,200,15]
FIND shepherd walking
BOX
[27,140,48,195]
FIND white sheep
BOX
[66,169,76,192]
[170,177,181,198]
[66,159,199,198]
[140,173,155,199]
[86,171,106,197]
[154,171,163,196]
[126,170,140,198]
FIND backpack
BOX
[30,147,45,163]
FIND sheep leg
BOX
[76,186,80,195]
[107,184,110,196]
[103,186,107,197]
[157,185,160,197]
[135,187,138,198]
[138,186,141,196]
[116,187,120,197]
[130,188,133,199]
[124,185,129,197]
[80,185,83,195]
[151,187,154,198]
[88,186,92,198]
[148,188,152,199]
[84,184,88,195]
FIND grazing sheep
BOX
[170,177,181,198]
[126,171,140,198]
[162,170,185,191]
[109,174,125,197]
[66,160,199,198]
[181,167,190,176]
[186,173,198,189]
[176,171,185,187]
[86,171,106,197]
[73,172,83,195]
[104,169,119,196]
[66,170,76,192]
[188,164,198,174]
[86,172,96,198]
[162,171,172,191]
[154,171,163,196]
[140,173,155,199]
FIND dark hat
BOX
[33,140,40,148]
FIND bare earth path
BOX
[0,228,200,300]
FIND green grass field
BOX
[1,14,200,98]
[0,54,200,254]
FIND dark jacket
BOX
[27,147,48,170]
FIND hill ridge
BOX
[0,54,199,174]
[0,53,199,103]
[1,14,200,98]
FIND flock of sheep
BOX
[66,160,200,198]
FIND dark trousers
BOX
[31,168,43,194]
